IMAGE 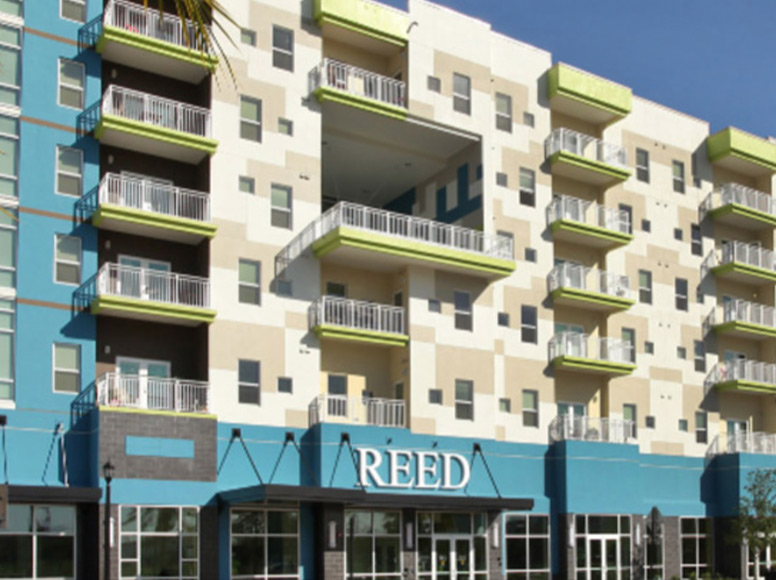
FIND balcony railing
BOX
[702,241,776,276]
[545,128,628,169]
[276,201,513,273]
[99,173,211,223]
[549,416,635,444]
[706,360,776,394]
[310,296,405,335]
[97,263,211,309]
[96,372,210,413]
[102,85,212,138]
[309,58,407,110]
[700,183,775,219]
[549,332,634,365]
[308,394,406,428]
[703,299,776,335]
[548,263,631,300]
[547,194,631,235]
[104,0,210,52]
[708,432,776,457]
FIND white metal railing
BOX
[102,85,212,138]
[96,263,211,309]
[96,372,210,413]
[708,432,776,456]
[549,416,636,444]
[544,128,628,170]
[99,173,211,223]
[700,183,775,219]
[276,201,513,273]
[547,194,631,235]
[549,332,634,365]
[706,360,776,394]
[308,394,406,428]
[104,0,210,52]
[309,58,407,109]
[703,299,776,335]
[548,263,631,300]
[702,241,776,276]
[310,296,405,335]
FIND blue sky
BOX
[381,0,776,138]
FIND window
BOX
[120,506,199,579]
[0,25,20,107]
[54,235,81,285]
[418,513,488,576]
[275,279,292,297]
[496,172,508,187]
[427,299,441,313]
[428,389,442,404]
[674,228,683,241]
[673,160,686,193]
[636,148,650,182]
[675,278,688,311]
[238,360,260,404]
[452,73,471,115]
[497,231,514,257]
[58,58,84,109]
[645,416,656,429]
[499,398,511,413]
[522,112,535,127]
[427,76,441,93]
[677,346,686,359]
[524,248,537,263]
[240,97,262,142]
[0,505,76,579]
[277,377,292,394]
[521,305,537,344]
[679,419,688,432]
[455,379,473,420]
[238,176,255,194]
[61,0,85,22]
[0,0,22,17]
[0,298,13,399]
[240,28,256,46]
[691,225,703,256]
[618,204,633,234]
[0,207,16,289]
[638,270,652,304]
[522,390,538,427]
[278,118,293,136]
[497,312,510,327]
[271,184,292,229]
[695,412,708,444]
[621,328,636,363]
[53,343,79,393]
[519,168,535,207]
[641,219,651,232]
[344,511,400,579]
[680,518,711,579]
[644,341,654,354]
[575,515,632,580]
[694,340,706,373]
[623,404,637,437]
[454,291,472,331]
[326,282,346,298]
[55,146,83,197]
[504,514,550,578]
[495,93,512,132]
[272,26,294,71]
[238,260,261,305]
[0,115,18,197]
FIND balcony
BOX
[86,263,216,326]
[308,394,406,428]
[549,332,635,376]
[310,59,407,120]
[96,372,211,414]
[548,264,633,312]
[700,183,776,230]
[276,202,515,279]
[97,0,217,83]
[96,85,217,164]
[702,241,776,285]
[706,360,776,395]
[547,63,632,126]
[85,173,215,244]
[707,127,776,177]
[310,296,408,347]
[314,0,409,47]
[547,194,632,247]
[549,416,636,444]
[708,432,776,457]
[703,299,776,340]
[545,128,631,186]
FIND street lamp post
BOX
[103,461,115,580]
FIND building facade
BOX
[1,0,776,578]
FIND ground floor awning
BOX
[8,485,102,504]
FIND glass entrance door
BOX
[116,357,171,409]
[588,536,619,580]
[118,256,171,301]
[435,536,472,580]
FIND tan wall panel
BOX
[320,341,393,398]
[433,50,491,96]
[323,38,391,76]
[210,321,286,389]
[435,345,494,396]
[551,111,599,137]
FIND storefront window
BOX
[680,517,711,579]
[575,515,631,580]
[417,512,488,580]
[345,510,401,579]
[748,541,776,580]
[230,507,299,579]
[505,514,550,580]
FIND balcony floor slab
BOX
[91,295,216,326]
[99,405,216,420]
[709,203,776,230]
[553,355,636,376]
[93,204,217,244]
[550,219,633,248]
[548,150,632,186]
[711,262,776,285]
[314,323,409,347]
[714,380,776,395]
[551,287,634,312]
[713,321,776,341]
[314,86,407,121]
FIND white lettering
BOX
[357,447,385,488]
[387,450,414,488]
[441,452,471,490]
[415,451,441,489]
[354,447,472,490]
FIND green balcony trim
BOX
[314,0,408,46]
[99,406,216,420]
[707,127,776,173]
[553,355,636,376]
[550,219,634,247]
[711,262,776,284]
[547,63,632,118]
[549,150,632,183]
[91,295,216,325]
[95,115,219,157]
[311,226,516,277]
[715,380,776,395]
[92,205,217,240]
[313,86,407,121]
[96,26,218,72]
[709,203,776,228]
[551,287,634,311]
[314,324,409,347]
[713,321,776,340]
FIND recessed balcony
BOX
[708,432,776,457]
[314,0,409,47]
[310,295,408,347]
[85,173,215,244]
[96,85,217,164]
[707,127,776,177]
[308,394,406,428]
[549,332,635,376]
[549,416,636,444]
[545,128,631,186]
[84,262,216,326]
[547,194,633,247]
[701,183,776,230]
[276,201,515,279]
[548,264,633,312]
[97,0,218,83]
[96,372,211,415]
[702,242,776,285]
[310,59,407,120]
[547,63,632,126]
[706,360,776,395]
[703,299,776,340]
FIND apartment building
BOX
[1,0,775,578]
